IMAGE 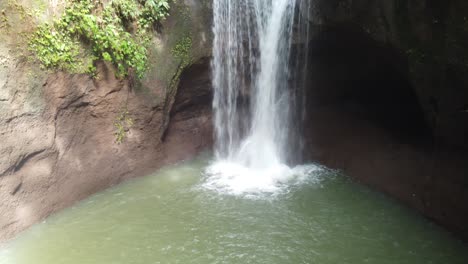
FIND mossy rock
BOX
[141,0,212,101]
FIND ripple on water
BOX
[1,156,467,264]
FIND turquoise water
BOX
[1,155,467,264]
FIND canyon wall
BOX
[304,0,468,240]
[0,0,213,242]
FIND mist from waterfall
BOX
[206,0,312,196]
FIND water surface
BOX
[1,155,467,264]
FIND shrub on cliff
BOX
[29,0,170,79]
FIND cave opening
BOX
[303,25,432,152]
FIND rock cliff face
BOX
[303,0,468,240]
[306,0,468,149]
[0,0,213,242]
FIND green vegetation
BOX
[29,0,170,78]
[114,107,134,144]
[172,36,192,67]
[167,35,192,89]
[0,9,9,32]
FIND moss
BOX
[172,36,192,61]
[170,35,193,83]
[0,9,9,33]
[114,107,134,144]
[1,1,33,35]
[136,0,211,138]
[144,1,195,91]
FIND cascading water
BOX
[204,0,315,196]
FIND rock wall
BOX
[306,0,468,150]
[0,0,213,243]
[303,0,468,240]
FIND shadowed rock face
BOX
[305,0,468,151]
[302,25,468,241]
[302,1,468,241]
[304,25,430,144]
[164,57,214,164]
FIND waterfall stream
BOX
[206,0,312,196]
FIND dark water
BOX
[0,155,467,264]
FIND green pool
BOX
[1,154,467,264]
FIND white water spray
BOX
[206,0,315,196]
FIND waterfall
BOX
[205,0,313,196]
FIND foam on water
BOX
[203,161,322,198]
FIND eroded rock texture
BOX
[0,0,213,242]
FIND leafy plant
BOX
[29,0,171,78]
[29,23,79,70]
[172,36,192,66]
[139,0,170,30]
[112,0,139,23]
[167,36,192,89]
